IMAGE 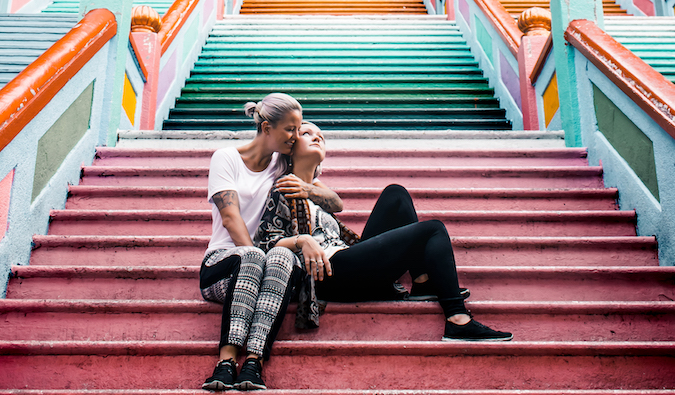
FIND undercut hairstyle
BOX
[244,93,302,134]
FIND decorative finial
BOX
[517,7,552,36]
[131,6,161,33]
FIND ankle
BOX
[447,313,471,325]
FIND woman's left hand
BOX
[276,174,312,199]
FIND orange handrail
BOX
[474,0,522,57]
[566,19,675,140]
[159,0,200,54]
[530,33,552,84]
[0,9,117,152]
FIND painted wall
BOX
[534,50,562,131]
[573,47,675,266]
[0,0,52,13]
[120,46,146,130]
[453,0,524,130]
[154,0,218,130]
[0,41,115,296]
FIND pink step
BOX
[47,209,636,237]
[30,235,658,267]
[0,340,673,390]
[92,148,590,167]
[65,186,619,211]
[8,266,674,302]
[1,300,674,342]
[79,166,604,188]
[3,392,675,395]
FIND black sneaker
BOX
[202,358,237,391]
[234,357,266,390]
[408,281,470,301]
[442,319,513,341]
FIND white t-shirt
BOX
[206,147,282,253]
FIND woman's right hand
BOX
[297,235,332,281]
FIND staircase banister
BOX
[565,19,675,140]
[0,9,117,152]
[529,33,552,84]
[473,0,522,56]
[158,0,200,54]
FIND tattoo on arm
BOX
[308,187,342,213]
[212,190,239,212]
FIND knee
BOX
[425,219,449,235]
[238,246,266,269]
[383,184,413,201]
[266,246,297,273]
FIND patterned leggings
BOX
[200,246,298,359]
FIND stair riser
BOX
[47,217,636,237]
[29,245,658,267]
[8,274,672,301]
[79,175,604,188]
[91,156,588,167]
[0,355,672,390]
[2,310,674,342]
[65,195,619,211]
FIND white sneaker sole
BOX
[234,380,267,390]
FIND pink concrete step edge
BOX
[3,390,675,395]
[2,391,675,395]
[31,235,657,249]
[11,265,675,280]
[3,300,674,315]
[1,340,674,356]
[67,185,619,199]
[48,209,636,222]
[95,147,589,159]
[81,166,603,178]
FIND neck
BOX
[292,158,318,183]
[238,135,274,171]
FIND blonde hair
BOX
[244,93,302,134]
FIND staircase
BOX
[500,0,628,16]
[41,0,174,14]
[163,16,512,132]
[0,14,79,88]
[2,137,675,392]
[239,0,428,14]
[604,16,675,84]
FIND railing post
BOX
[80,0,133,146]
[550,0,604,147]
[130,6,162,131]
[446,0,454,20]
[517,7,551,130]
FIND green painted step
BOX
[604,16,675,84]
[164,17,512,132]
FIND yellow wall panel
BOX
[542,73,560,128]
[122,73,137,127]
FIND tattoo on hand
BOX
[213,190,239,211]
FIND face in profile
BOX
[264,109,302,155]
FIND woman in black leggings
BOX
[254,122,512,341]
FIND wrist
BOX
[294,235,304,251]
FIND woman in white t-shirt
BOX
[200,93,343,391]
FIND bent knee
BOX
[266,246,297,271]
[236,246,266,267]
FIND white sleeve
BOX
[208,148,238,203]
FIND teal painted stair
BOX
[163,16,512,131]
[604,16,675,84]
[0,14,79,88]
[41,0,173,14]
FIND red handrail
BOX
[566,19,675,140]
[159,0,200,54]
[474,0,522,57]
[0,9,117,152]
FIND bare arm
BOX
[275,175,343,213]
[212,190,253,247]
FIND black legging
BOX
[315,184,468,318]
